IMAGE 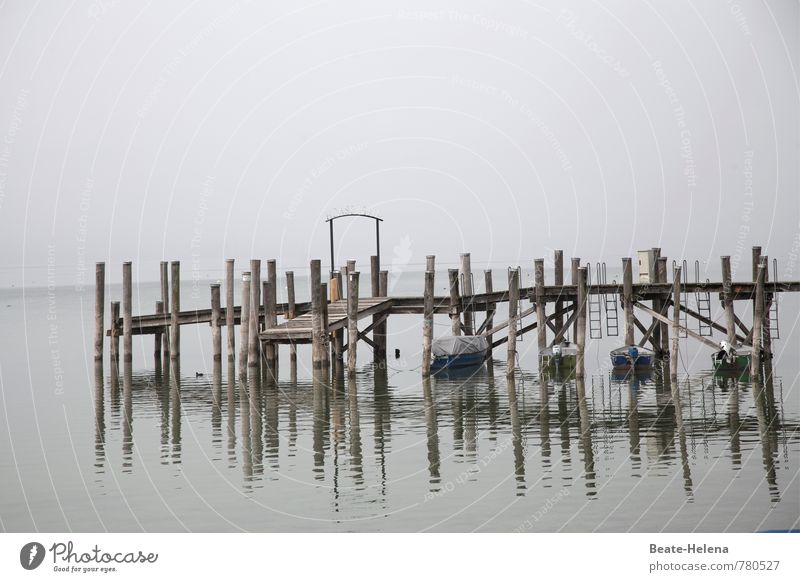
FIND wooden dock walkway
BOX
[259,297,393,343]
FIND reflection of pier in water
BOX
[92,358,794,507]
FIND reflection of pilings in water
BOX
[576,375,596,498]
[240,378,252,482]
[122,362,133,473]
[347,374,364,485]
[288,361,298,456]
[451,385,464,455]
[330,373,346,507]
[422,376,440,488]
[539,375,551,471]
[311,370,328,481]
[226,361,237,467]
[464,386,477,459]
[94,361,105,473]
[557,382,572,472]
[170,361,182,464]
[725,377,742,468]
[506,376,526,495]
[752,378,780,503]
[249,373,263,477]
[263,373,280,471]
[109,357,120,413]
[211,360,222,451]
[627,377,641,475]
[157,362,170,464]
[667,375,692,498]
[487,373,498,443]
[651,368,676,463]
[373,366,390,498]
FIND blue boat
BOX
[610,345,655,369]
[430,335,489,372]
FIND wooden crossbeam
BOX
[634,302,728,350]
[678,303,747,344]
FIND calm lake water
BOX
[1,269,798,532]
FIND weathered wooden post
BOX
[211,283,222,362]
[154,300,164,365]
[248,260,261,370]
[285,270,297,361]
[553,251,563,339]
[161,261,170,358]
[762,256,773,360]
[110,301,120,363]
[651,249,662,353]
[622,257,634,346]
[95,262,105,361]
[670,266,682,381]
[310,259,325,368]
[238,272,251,378]
[448,269,461,336]
[576,267,588,378]
[225,259,235,361]
[484,270,494,360]
[170,261,180,360]
[370,255,381,363]
[507,269,520,378]
[751,259,765,379]
[347,271,360,378]
[321,282,330,369]
[426,255,436,272]
[122,261,132,362]
[377,270,388,362]
[721,256,736,344]
[422,270,435,376]
[460,253,474,335]
[571,257,580,339]
[263,278,277,368]
[535,258,546,351]
[656,256,669,357]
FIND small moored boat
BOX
[539,341,578,368]
[712,341,754,373]
[610,345,655,369]
[431,335,489,372]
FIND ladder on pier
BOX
[601,263,619,337]
[768,258,780,339]
[588,264,603,339]
[675,260,689,338]
[694,261,713,337]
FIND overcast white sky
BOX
[0,0,798,285]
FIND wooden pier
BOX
[95,245,799,382]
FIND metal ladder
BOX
[694,260,713,337]
[599,262,619,336]
[768,258,780,339]
[588,263,603,339]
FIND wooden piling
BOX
[484,270,494,360]
[553,251,563,339]
[507,269,519,378]
[211,283,222,361]
[122,261,132,362]
[571,257,580,339]
[656,256,669,357]
[751,259,765,379]
[321,282,330,369]
[762,256,773,359]
[426,255,435,272]
[670,266,682,381]
[576,267,587,378]
[110,301,120,363]
[225,259,235,361]
[347,271,360,378]
[154,300,163,364]
[721,256,735,344]
[95,262,105,361]
[370,255,381,363]
[310,259,325,368]
[422,270,435,376]
[651,250,662,353]
[448,269,461,336]
[375,269,388,363]
[238,272,251,378]
[534,258,546,351]
[460,253,474,335]
[286,270,297,361]
[170,261,180,360]
[161,261,170,358]
[622,257,634,345]
[248,260,261,369]
[263,278,277,366]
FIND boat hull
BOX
[610,346,655,369]
[431,351,487,372]
[711,353,752,373]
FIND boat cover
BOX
[432,335,489,357]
